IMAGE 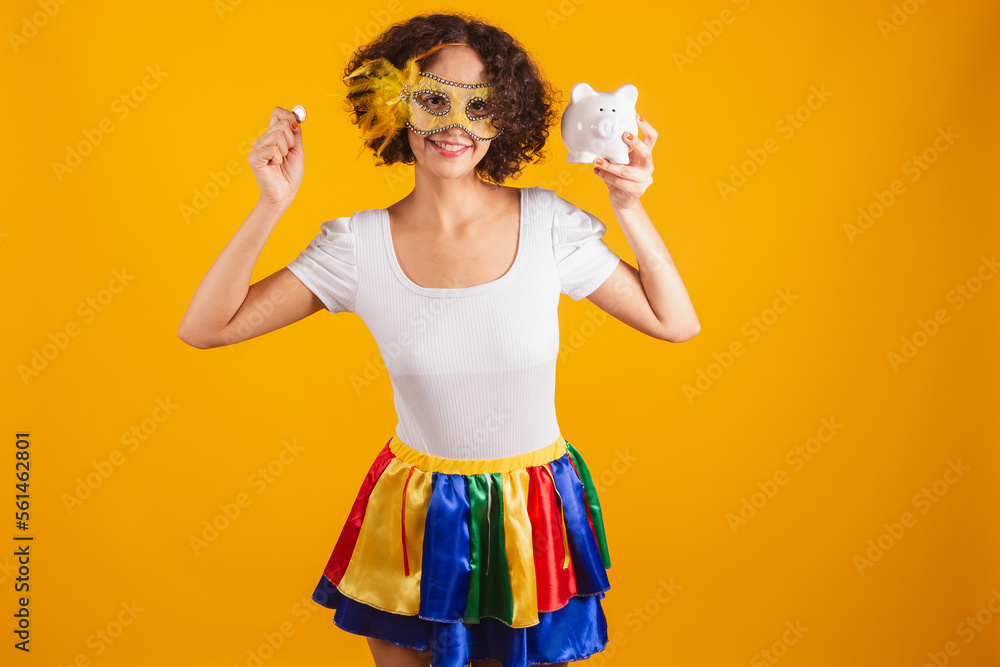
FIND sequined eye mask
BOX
[405,71,499,142]
[342,42,502,157]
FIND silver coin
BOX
[292,105,307,123]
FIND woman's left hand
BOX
[593,113,657,210]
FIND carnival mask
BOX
[404,72,500,142]
[343,42,503,156]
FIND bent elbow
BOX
[661,321,701,343]
[177,322,217,349]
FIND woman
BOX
[178,12,699,667]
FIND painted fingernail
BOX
[637,114,643,122]
[291,122,298,131]
[595,158,604,165]
[625,132,634,141]
[593,167,600,174]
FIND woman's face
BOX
[406,45,493,179]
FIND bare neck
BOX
[394,167,508,233]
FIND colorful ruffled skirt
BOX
[311,433,612,667]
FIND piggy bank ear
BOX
[613,84,638,105]
[570,82,597,103]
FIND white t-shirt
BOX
[286,186,620,460]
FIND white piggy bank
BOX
[561,83,639,164]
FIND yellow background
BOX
[4,0,999,665]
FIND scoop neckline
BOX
[380,186,528,298]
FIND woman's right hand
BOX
[249,106,304,208]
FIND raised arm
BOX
[177,106,322,349]
[588,113,700,342]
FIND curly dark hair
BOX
[343,12,561,184]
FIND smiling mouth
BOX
[429,138,471,152]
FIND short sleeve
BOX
[286,216,357,314]
[551,196,621,300]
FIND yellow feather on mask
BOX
[342,56,421,159]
